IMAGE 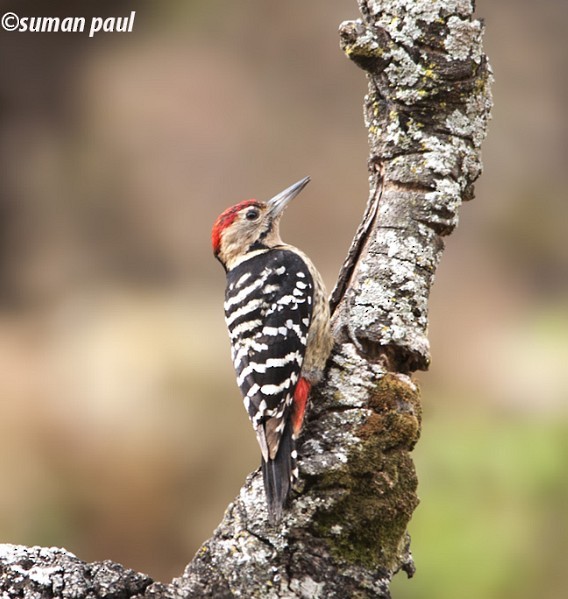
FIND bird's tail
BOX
[261,422,298,524]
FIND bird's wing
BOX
[224,249,314,461]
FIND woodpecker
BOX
[212,176,333,523]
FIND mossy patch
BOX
[361,373,422,451]
[310,374,421,571]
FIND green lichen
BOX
[310,375,421,570]
[343,41,384,59]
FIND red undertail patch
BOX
[291,377,311,437]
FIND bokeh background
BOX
[0,1,566,597]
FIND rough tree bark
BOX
[0,1,492,597]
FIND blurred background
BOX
[0,0,566,597]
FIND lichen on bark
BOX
[333,0,493,373]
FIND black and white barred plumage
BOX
[225,249,314,517]
[212,177,333,523]
[225,251,313,429]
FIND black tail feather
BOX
[261,423,297,524]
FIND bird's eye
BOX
[245,208,260,221]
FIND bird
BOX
[211,176,333,523]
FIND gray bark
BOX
[0,1,492,597]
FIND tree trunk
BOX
[0,1,492,597]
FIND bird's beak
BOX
[267,176,311,217]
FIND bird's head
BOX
[212,176,310,270]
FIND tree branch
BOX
[334,0,492,373]
[0,1,492,597]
